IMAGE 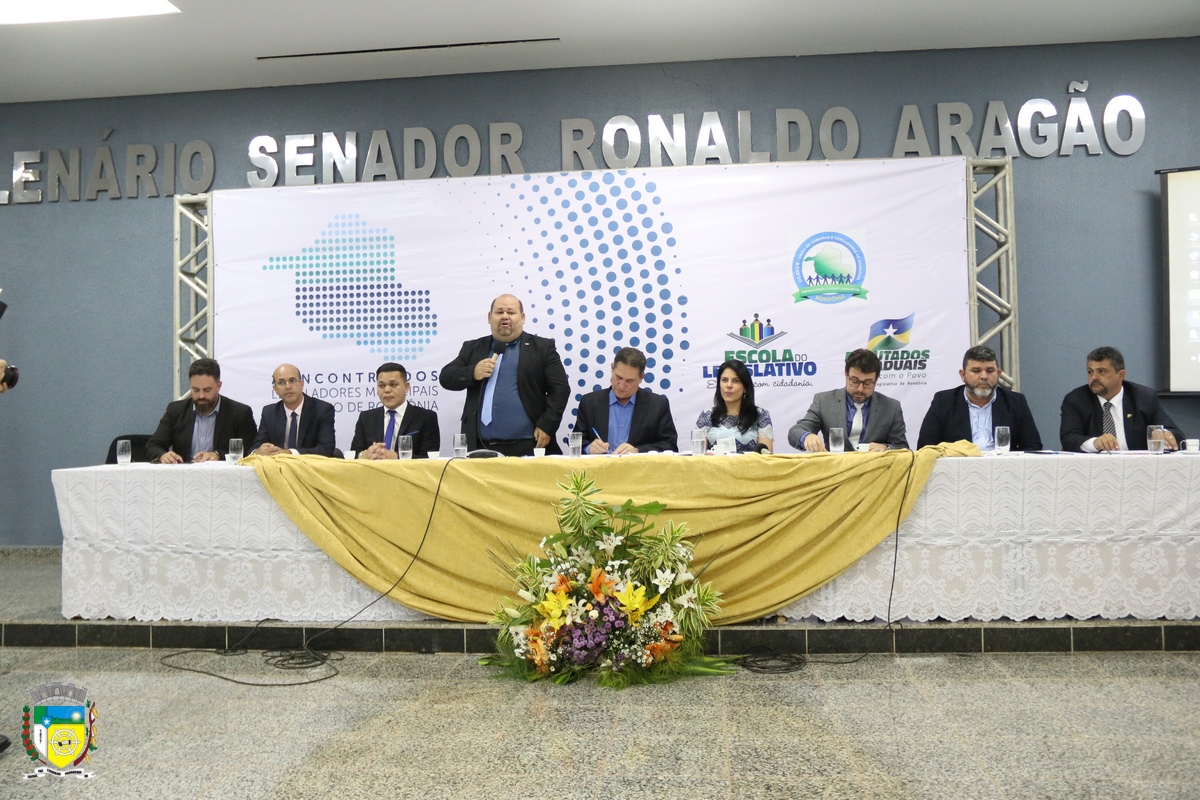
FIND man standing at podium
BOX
[440,294,569,457]
[252,364,337,457]
[351,362,440,459]
[147,358,257,464]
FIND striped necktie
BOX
[1102,401,1116,438]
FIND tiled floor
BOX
[0,647,1197,799]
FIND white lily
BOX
[598,533,624,557]
[653,568,676,594]
[674,587,698,610]
[674,570,694,586]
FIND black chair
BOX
[105,434,152,464]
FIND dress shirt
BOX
[965,387,997,450]
[191,397,221,455]
[1082,387,1129,452]
[607,390,637,451]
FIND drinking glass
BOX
[829,428,845,454]
[226,438,243,464]
[994,426,1011,455]
[691,428,707,456]
[116,439,132,465]
[568,432,583,457]
[1147,425,1166,455]
[398,435,413,460]
[453,433,468,459]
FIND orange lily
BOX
[552,573,573,594]
[588,566,616,601]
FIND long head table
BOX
[53,451,1200,623]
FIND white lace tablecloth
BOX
[782,453,1200,622]
[53,455,1200,622]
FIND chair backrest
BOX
[105,434,153,465]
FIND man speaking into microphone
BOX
[440,294,569,457]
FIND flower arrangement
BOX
[482,471,734,687]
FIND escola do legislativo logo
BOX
[791,232,868,304]
[21,683,99,780]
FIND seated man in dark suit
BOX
[574,347,678,454]
[787,348,908,452]
[350,362,440,459]
[917,345,1042,451]
[1060,345,1184,451]
[252,363,337,457]
[147,358,258,463]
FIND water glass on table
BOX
[398,435,413,460]
[690,428,707,456]
[828,428,845,454]
[116,439,132,465]
[994,426,1010,455]
[568,432,583,457]
[1147,425,1166,454]
[453,433,468,459]
[226,438,243,464]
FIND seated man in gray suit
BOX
[787,348,908,452]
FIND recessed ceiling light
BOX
[0,0,181,25]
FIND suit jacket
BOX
[439,332,569,451]
[573,387,679,453]
[146,396,258,462]
[252,395,337,456]
[1059,381,1184,451]
[350,403,440,458]
[787,388,908,450]
[917,385,1043,450]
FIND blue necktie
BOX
[384,409,397,451]
[286,411,298,450]
[481,352,502,426]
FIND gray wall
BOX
[2,38,1198,545]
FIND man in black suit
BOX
[1060,346,1184,451]
[147,358,258,463]
[252,363,337,457]
[917,345,1043,451]
[439,294,569,457]
[351,362,440,458]
[574,347,678,454]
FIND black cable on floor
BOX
[160,456,456,686]
[883,449,917,634]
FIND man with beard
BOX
[147,358,258,463]
[917,345,1042,451]
[1059,346,1183,451]
[788,348,908,452]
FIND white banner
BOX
[212,158,970,452]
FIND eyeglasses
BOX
[847,377,876,389]
[272,377,301,388]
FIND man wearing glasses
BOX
[788,348,909,452]
[252,363,337,457]
[916,345,1042,451]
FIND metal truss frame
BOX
[173,194,212,397]
[966,157,1020,389]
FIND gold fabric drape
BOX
[247,442,977,624]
